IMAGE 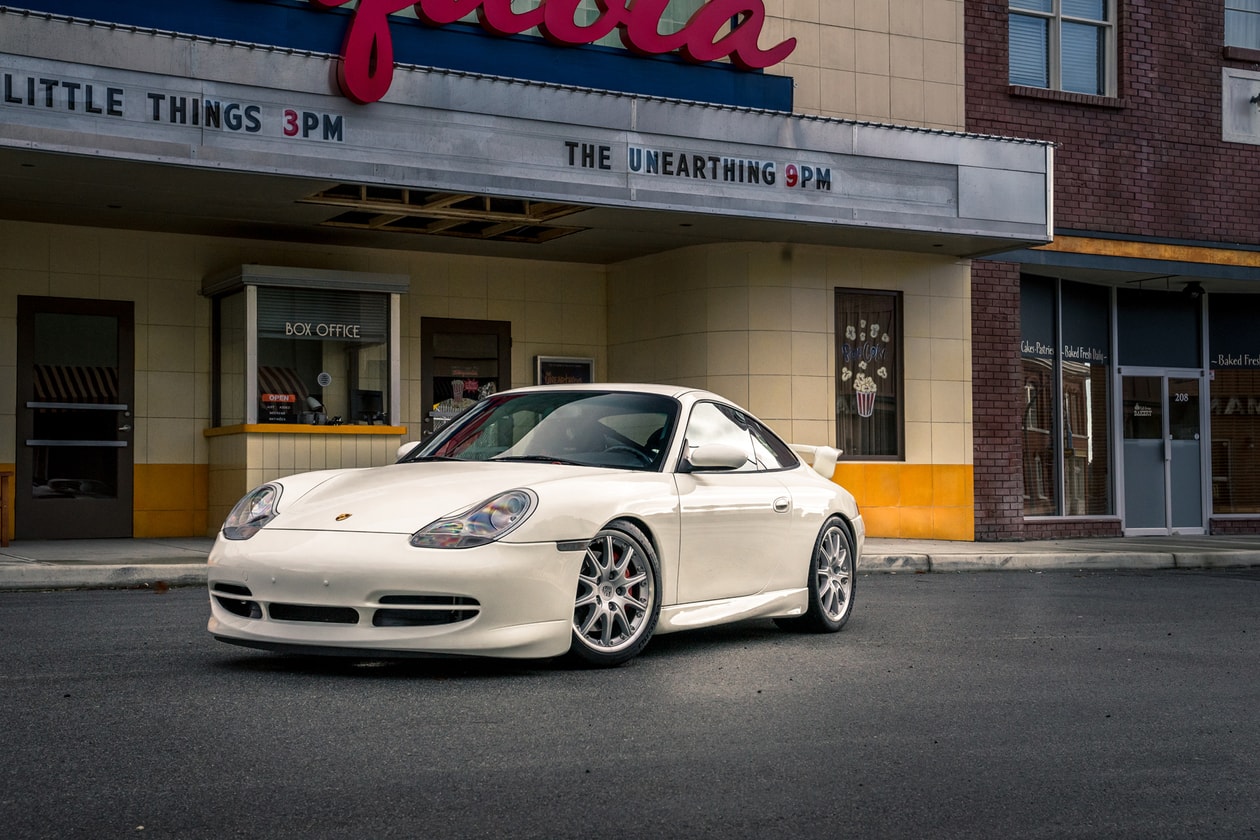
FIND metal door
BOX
[1119,370,1205,535]
[15,297,135,539]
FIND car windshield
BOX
[406,390,679,471]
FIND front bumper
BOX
[207,529,584,659]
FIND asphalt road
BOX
[1,569,1258,839]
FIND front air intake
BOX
[268,603,360,624]
[372,594,481,627]
[212,583,262,619]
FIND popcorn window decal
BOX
[835,288,902,458]
[839,312,892,419]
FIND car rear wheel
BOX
[569,521,661,667]
[776,517,855,633]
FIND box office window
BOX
[207,267,404,427]
[835,289,903,459]
[256,288,390,425]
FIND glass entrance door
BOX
[15,297,135,539]
[420,317,511,437]
[1120,371,1205,535]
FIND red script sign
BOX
[311,0,797,104]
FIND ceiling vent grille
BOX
[302,185,586,244]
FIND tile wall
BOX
[764,0,966,129]
[0,220,607,537]
[607,242,975,539]
[2,223,975,540]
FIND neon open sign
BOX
[311,0,797,104]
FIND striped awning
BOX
[33,365,119,404]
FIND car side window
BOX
[683,402,757,472]
[744,414,800,470]
[683,402,801,472]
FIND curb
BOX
[862,554,931,574]
[0,564,210,591]
[863,550,1260,574]
[928,552,1172,573]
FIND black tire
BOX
[568,521,661,667]
[775,517,856,633]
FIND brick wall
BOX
[970,260,1024,540]
[1209,518,1260,535]
[972,260,1127,541]
[967,1,1260,539]
[966,0,1260,246]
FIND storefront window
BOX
[1116,287,1201,368]
[206,266,404,427]
[1021,276,1114,517]
[1021,276,1057,515]
[835,289,902,458]
[1209,294,1260,514]
[1060,281,1112,515]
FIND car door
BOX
[673,401,794,603]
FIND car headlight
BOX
[222,483,282,540]
[410,489,536,549]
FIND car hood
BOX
[263,460,631,535]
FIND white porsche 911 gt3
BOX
[208,384,863,667]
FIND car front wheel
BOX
[569,521,661,667]
[776,517,855,633]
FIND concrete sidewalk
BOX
[0,537,213,591]
[3,533,1260,591]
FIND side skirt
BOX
[655,588,809,635]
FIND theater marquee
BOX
[0,37,1052,247]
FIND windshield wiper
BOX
[491,455,584,466]
[406,455,462,462]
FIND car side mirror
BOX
[396,441,422,461]
[683,443,750,472]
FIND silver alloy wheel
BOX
[815,523,853,621]
[573,529,656,654]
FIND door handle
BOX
[773,497,791,513]
[118,424,132,432]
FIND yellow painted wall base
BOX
[832,463,975,540]
[10,461,973,542]
[133,463,209,538]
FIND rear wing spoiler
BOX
[788,444,841,479]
